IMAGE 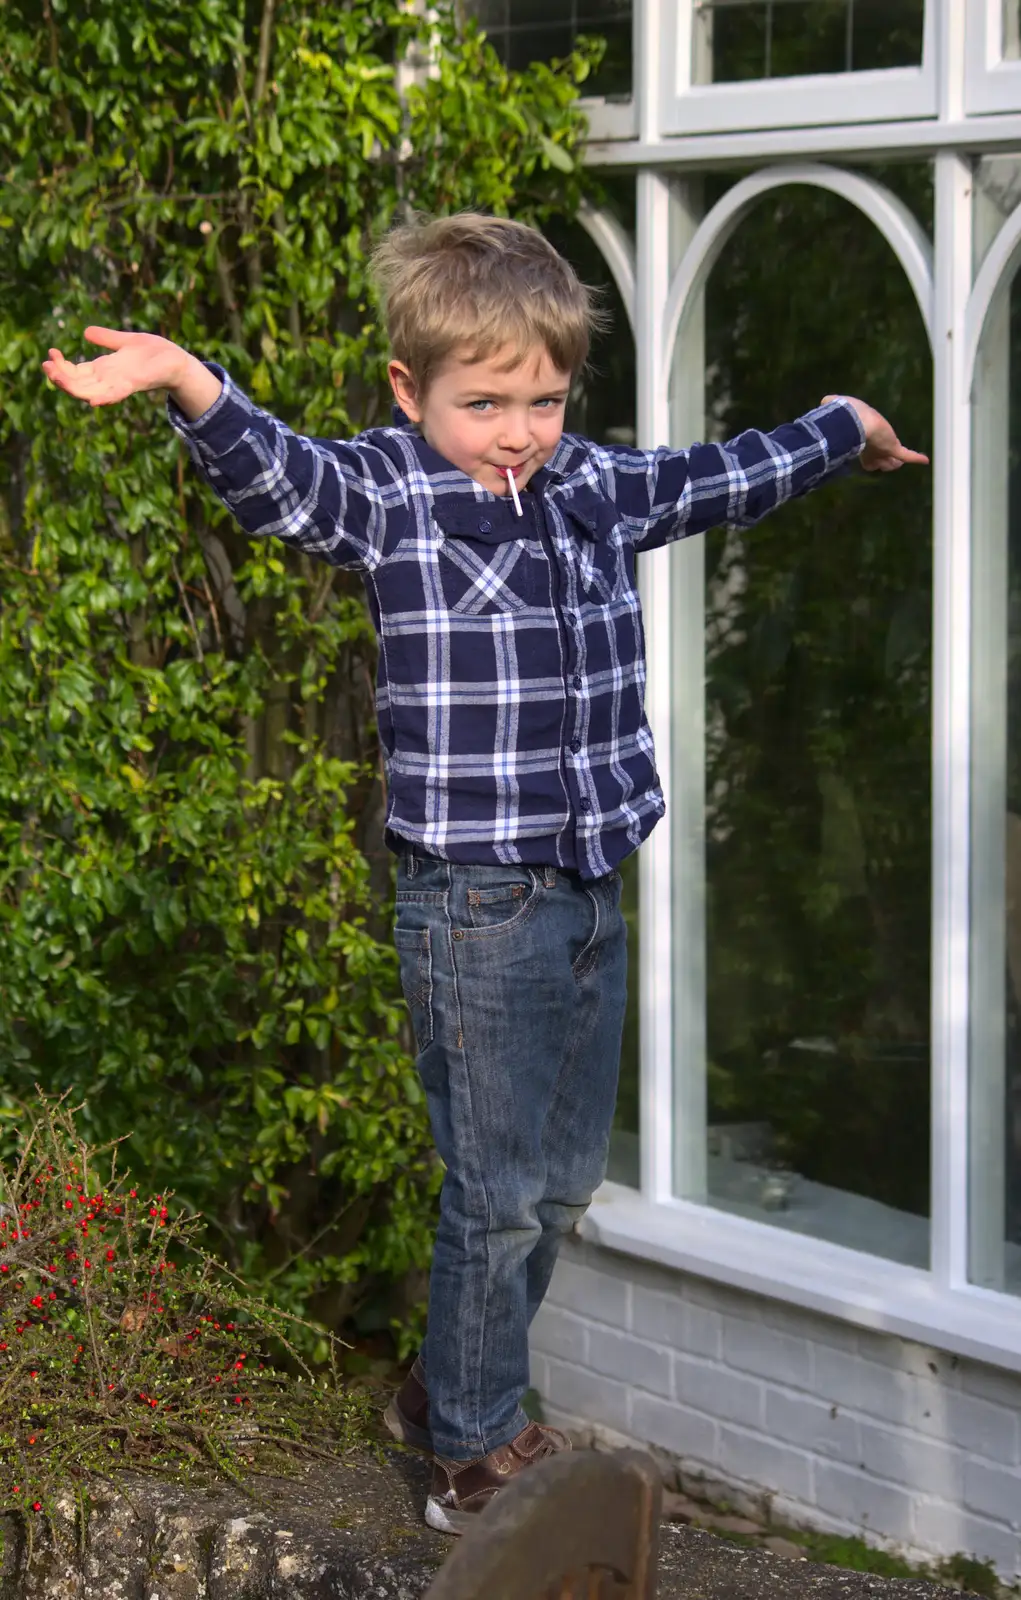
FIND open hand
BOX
[823,395,929,473]
[42,327,188,407]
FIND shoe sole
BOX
[383,1398,433,1455]
[425,1494,478,1536]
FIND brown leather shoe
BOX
[425,1420,571,1534]
[383,1356,432,1453]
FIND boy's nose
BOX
[498,417,531,452]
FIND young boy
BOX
[43,212,927,1535]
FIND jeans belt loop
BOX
[543,866,557,889]
[405,844,419,880]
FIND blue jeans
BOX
[394,846,627,1461]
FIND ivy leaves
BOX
[0,0,598,1353]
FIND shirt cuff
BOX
[166,363,255,458]
[803,396,867,464]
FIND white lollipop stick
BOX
[504,467,523,517]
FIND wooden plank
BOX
[424,1450,662,1600]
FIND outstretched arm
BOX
[601,396,927,555]
[42,327,222,420]
[42,329,409,572]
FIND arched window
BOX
[572,0,1021,1373]
[660,171,935,1260]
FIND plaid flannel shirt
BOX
[170,369,865,880]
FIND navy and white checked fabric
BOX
[170,369,864,879]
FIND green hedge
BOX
[0,0,598,1355]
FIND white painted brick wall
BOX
[529,1238,1021,1579]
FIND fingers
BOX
[42,349,97,395]
[41,347,126,405]
[862,448,930,473]
[83,325,132,351]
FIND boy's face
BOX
[388,344,571,499]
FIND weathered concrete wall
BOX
[530,1237,1021,1580]
[0,1442,972,1600]
[0,1454,442,1600]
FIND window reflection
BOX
[696,0,925,83]
[465,0,632,98]
[699,174,933,1263]
[972,270,1021,1294]
[1005,328,1021,1254]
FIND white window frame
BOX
[966,0,1021,117]
[577,0,1021,1377]
[579,96,639,142]
[660,0,938,138]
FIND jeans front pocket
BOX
[462,870,540,933]
[394,925,433,1051]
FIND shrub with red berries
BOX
[0,1097,370,1523]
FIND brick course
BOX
[529,1239,1021,1579]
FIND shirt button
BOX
[564,611,576,626]
[572,674,582,689]
[478,519,492,534]
[569,738,581,754]
[580,799,592,813]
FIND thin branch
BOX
[274,206,302,349]
[254,0,277,108]
[171,558,205,663]
[214,247,245,350]
[308,566,337,624]
[41,0,74,139]
[200,572,225,654]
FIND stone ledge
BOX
[0,1447,444,1599]
[0,1446,965,1600]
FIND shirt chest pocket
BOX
[438,534,546,615]
[561,488,632,606]
[576,537,628,604]
[432,498,547,615]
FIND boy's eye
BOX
[466,397,565,413]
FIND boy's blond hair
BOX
[371,212,604,394]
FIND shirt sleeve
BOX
[597,398,867,555]
[167,365,409,572]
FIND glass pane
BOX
[698,172,934,1264]
[975,159,1021,278]
[1006,0,1021,61]
[971,265,1021,1293]
[697,0,925,83]
[545,200,639,1185]
[609,849,641,1187]
[465,0,633,98]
